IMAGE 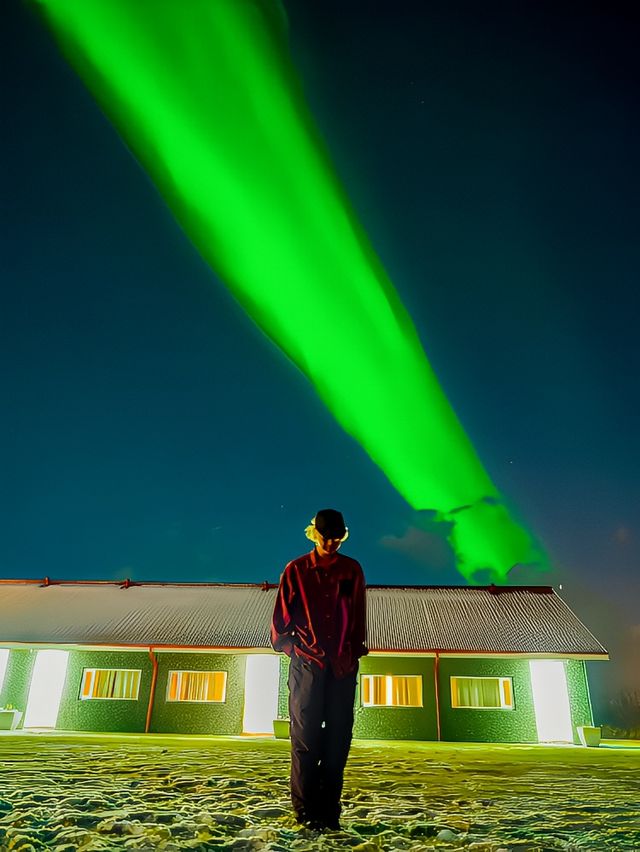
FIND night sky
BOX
[3,1,638,717]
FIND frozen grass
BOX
[0,732,639,851]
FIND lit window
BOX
[166,670,227,703]
[80,669,141,701]
[361,674,422,707]
[450,676,513,709]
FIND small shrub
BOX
[605,689,640,739]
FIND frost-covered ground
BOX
[1,733,639,851]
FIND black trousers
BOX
[288,655,358,823]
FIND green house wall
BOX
[567,659,593,742]
[438,657,538,743]
[277,655,290,720]
[56,650,152,733]
[2,646,597,743]
[275,654,594,744]
[0,649,37,725]
[354,655,437,741]
[149,652,246,735]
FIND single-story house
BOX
[0,579,607,743]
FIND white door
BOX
[23,650,70,728]
[242,654,280,734]
[529,659,573,742]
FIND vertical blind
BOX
[167,670,226,702]
[361,674,423,707]
[81,668,141,700]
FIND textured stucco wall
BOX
[567,659,593,742]
[277,655,290,720]
[4,646,595,742]
[354,655,437,741]
[150,652,246,735]
[276,654,437,741]
[438,657,538,743]
[56,650,152,733]
[0,650,36,726]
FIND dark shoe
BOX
[294,812,323,831]
[322,817,341,831]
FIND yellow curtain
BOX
[169,671,225,702]
[453,677,502,708]
[86,669,139,699]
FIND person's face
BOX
[316,534,343,557]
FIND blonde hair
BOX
[304,518,349,544]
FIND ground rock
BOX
[436,828,458,842]
[407,821,439,837]
[96,818,144,836]
[238,827,278,842]
[250,806,288,818]
[351,820,391,835]
[169,821,199,836]
[153,811,183,824]
[210,813,248,829]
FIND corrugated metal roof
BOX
[0,581,607,656]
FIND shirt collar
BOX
[309,548,340,569]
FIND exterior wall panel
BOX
[567,659,593,743]
[439,657,537,743]
[277,655,290,721]
[150,652,245,735]
[354,655,437,741]
[0,650,37,726]
[56,650,152,733]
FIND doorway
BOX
[23,649,70,728]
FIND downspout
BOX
[145,647,158,734]
[434,650,441,742]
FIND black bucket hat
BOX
[313,509,347,539]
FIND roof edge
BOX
[0,578,555,593]
[0,640,609,659]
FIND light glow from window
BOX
[23,650,69,728]
[529,660,573,742]
[361,674,423,707]
[166,670,226,703]
[450,676,514,709]
[0,649,10,694]
[80,668,141,700]
[243,655,280,734]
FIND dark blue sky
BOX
[3,1,638,708]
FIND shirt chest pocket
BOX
[338,578,354,597]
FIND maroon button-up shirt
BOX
[270,549,367,679]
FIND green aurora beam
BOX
[33,0,545,581]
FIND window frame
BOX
[360,673,423,708]
[165,669,228,704]
[450,675,514,710]
[79,668,142,701]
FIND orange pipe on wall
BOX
[434,650,442,742]
[145,647,158,734]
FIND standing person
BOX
[271,509,367,831]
